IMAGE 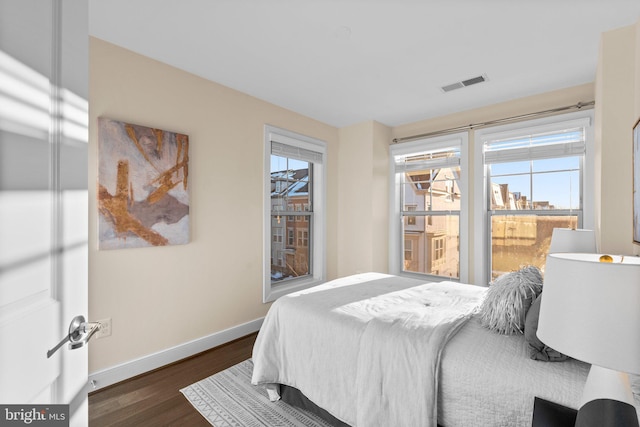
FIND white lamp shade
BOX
[548,228,597,253]
[538,253,640,375]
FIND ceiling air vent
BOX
[441,74,488,93]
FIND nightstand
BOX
[532,397,577,427]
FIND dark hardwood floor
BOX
[88,332,258,426]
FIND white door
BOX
[0,1,89,425]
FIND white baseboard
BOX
[88,317,264,391]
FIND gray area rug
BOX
[181,359,333,427]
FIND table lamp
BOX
[548,228,597,253]
[538,253,640,427]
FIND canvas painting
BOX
[97,118,190,249]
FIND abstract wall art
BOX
[97,118,190,249]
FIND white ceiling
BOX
[88,0,640,128]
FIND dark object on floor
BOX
[531,397,577,427]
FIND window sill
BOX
[263,276,324,303]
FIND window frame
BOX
[389,132,469,282]
[473,110,595,285]
[263,125,326,303]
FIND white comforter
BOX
[251,272,486,426]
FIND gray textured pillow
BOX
[480,266,543,335]
[524,294,569,361]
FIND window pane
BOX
[532,170,580,210]
[490,158,580,210]
[403,214,459,279]
[490,175,530,210]
[271,155,311,211]
[402,166,461,212]
[490,214,578,280]
[489,161,530,176]
[270,153,312,285]
[270,214,311,283]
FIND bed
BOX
[251,272,591,427]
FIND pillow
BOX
[524,294,569,361]
[479,265,543,335]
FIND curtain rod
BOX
[392,100,595,144]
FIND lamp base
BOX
[580,365,636,406]
[576,365,639,427]
[575,399,639,427]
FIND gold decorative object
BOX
[599,254,614,263]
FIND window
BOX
[390,133,468,281]
[404,239,413,261]
[405,204,417,225]
[433,237,445,261]
[264,125,326,302]
[297,230,308,247]
[273,227,283,243]
[474,110,594,283]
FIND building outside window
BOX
[264,125,326,302]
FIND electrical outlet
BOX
[95,318,112,339]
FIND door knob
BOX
[47,315,101,358]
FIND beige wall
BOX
[595,22,638,255]
[89,38,339,373]
[336,121,390,277]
